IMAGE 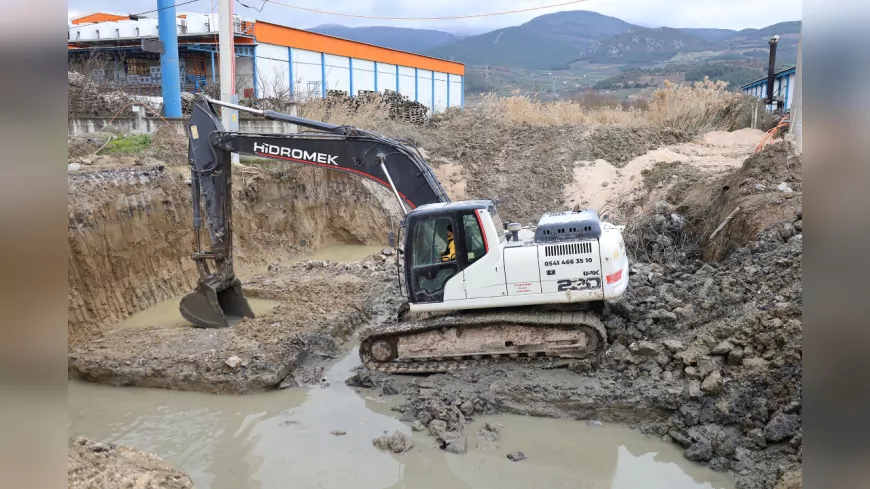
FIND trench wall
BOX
[68,164,400,346]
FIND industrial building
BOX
[68,12,465,114]
[740,66,796,114]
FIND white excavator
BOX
[182,95,629,373]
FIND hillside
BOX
[307,24,460,55]
[426,10,637,70]
[676,28,737,42]
[580,27,714,64]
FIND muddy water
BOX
[116,244,383,330]
[68,349,734,489]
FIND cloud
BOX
[66,0,801,31]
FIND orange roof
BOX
[252,21,464,76]
[70,13,128,25]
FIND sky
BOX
[67,0,802,34]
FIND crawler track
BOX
[359,308,607,374]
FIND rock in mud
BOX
[428,419,449,438]
[411,420,426,432]
[444,437,468,455]
[345,371,376,388]
[684,437,713,462]
[764,413,801,442]
[630,341,659,356]
[477,424,500,443]
[381,380,400,396]
[460,400,475,416]
[662,339,685,352]
[727,346,745,366]
[417,410,434,426]
[688,380,703,398]
[373,431,413,454]
[748,429,767,448]
[711,340,735,355]
[507,451,527,462]
[224,356,242,369]
[701,371,723,394]
[68,436,193,489]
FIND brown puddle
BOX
[68,348,735,489]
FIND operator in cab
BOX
[441,224,456,262]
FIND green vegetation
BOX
[684,64,765,90]
[103,134,152,154]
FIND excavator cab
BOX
[403,201,495,304]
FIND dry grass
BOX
[293,77,753,137]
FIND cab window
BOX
[412,217,455,266]
[462,213,487,264]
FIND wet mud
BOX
[69,348,734,489]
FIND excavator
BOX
[182,94,629,374]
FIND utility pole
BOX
[218,0,239,162]
[157,0,182,117]
[789,29,802,154]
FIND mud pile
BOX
[69,254,401,393]
[68,161,401,346]
[68,436,193,489]
[418,120,692,224]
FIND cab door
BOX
[406,214,465,303]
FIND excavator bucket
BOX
[179,278,255,328]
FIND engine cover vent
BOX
[534,209,602,243]
[544,242,593,257]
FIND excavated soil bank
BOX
[421,122,693,224]
[68,436,193,489]
[68,159,401,347]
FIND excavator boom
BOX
[182,95,449,327]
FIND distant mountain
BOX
[580,27,714,64]
[677,28,738,42]
[733,21,802,39]
[425,10,637,70]
[306,24,460,55]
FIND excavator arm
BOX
[181,95,450,328]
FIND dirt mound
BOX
[580,125,691,168]
[149,125,188,165]
[418,121,692,224]
[677,140,802,260]
[67,136,106,159]
[68,436,192,489]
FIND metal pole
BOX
[379,160,408,215]
[789,29,802,154]
[218,0,239,163]
[158,0,182,117]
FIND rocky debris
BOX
[630,341,659,356]
[225,356,242,369]
[68,436,193,489]
[773,470,802,489]
[684,437,713,462]
[701,371,723,394]
[381,380,400,396]
[346,370,376,388]
[411,420,426,432]
[476,423,500,443]
[764,413,801,442]
[372,431,414,454]
[507,451,527,462]
[444,437,468,454]
[711,340,735,355]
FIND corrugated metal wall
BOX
[741,71,796,113]
[255,43,463,114]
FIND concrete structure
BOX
[740,66,796,113]
[68,12,465,115]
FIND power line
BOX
[263,0,589,20]
[68,0,203,30]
